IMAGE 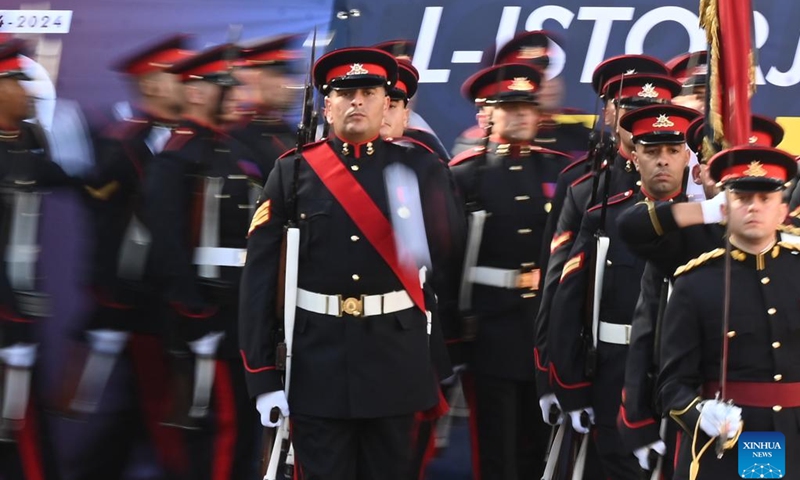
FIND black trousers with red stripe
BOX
[291,413,416,480]
[56,334,189,480]
[463,373,549,480]
[0,397,60,480]
[180,357,259,480]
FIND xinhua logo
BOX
[739,431,786,478]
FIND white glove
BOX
[539,393,563,426]
[87,329,130,355]
[0,343,38,367]
[633,440,666,470]
[188,331,225,357]
[698,399,742,439]
[568,407,595,434]
[256,390,290,427]
[700,192,726,224]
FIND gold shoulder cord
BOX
[689,411,743,480]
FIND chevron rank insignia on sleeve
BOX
[248,200,271,236]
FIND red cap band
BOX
[476,77,538,100]
[631,113,692,138]
[0,55,24,76]
[721,162,788,183]
[326,63,387,83]
[242,49,302,66]
[126,49,192,76]
[614,82,674,101]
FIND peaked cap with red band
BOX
[687,114,784,161]
[313,47,397,95]
[373,39,415,61]
[461,63,542,104]
[0,38,30,80]
[112,34,193,76]
[389,59,419,101]
[591,54,668,97]
[619,104,701,145]
[167,43,240,86]
[602,73,683,108]
[239,33,303,68]
[495,30,556,70]
[708,145,797,192]
[667,50,708,89]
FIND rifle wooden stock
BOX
[259,408,281,478]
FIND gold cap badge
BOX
[509,77,535,91]
[744,161,768,177]
[652,114,675,128]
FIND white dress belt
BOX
[598,321,632,345]
[193,247,247,268]
[296,288,414,317]
[469,266,540,289]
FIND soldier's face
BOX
[325,87,389,142]
[615,107,634,150]
[603,99,616,128]
[381,99,409,139]
[692,162,720,199]
[633,143,690,199]
[725,190,788,246]
[491,102,539,142]
[0,78,31,124]
[476,105,493,130]
[258,69,297,112]
[143,72,184,114]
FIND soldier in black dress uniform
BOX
[142,44,268,480]
[615,116,785,476]
[657,145,800,480]
[548,104,699,479]
[448,62,572,479]
[0,37,71,480]
[239,47,465,480]
[534,62,677,422]
[62,34,195,480]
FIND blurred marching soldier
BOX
[548,104,699,478]
[449,62,572,479]
[142,44,267,480]
[534,60,675,428]
[239,47,465,480]
[0,37,72,480]
[59,35,195,480]
[373,39,450,161]
[657,146,800,479]
[494,30,592,159]
[232,34,304,164]
[667,51,708,114]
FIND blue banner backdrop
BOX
[328,0,800,153]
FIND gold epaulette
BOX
[778,223,800,236]
[673,248,725,277]
[778,240,800,252]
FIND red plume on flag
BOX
[699,0,756,152]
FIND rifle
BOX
[581,72,625,379]
[261,27,317,480]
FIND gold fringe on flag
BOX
[699,0,725,156]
